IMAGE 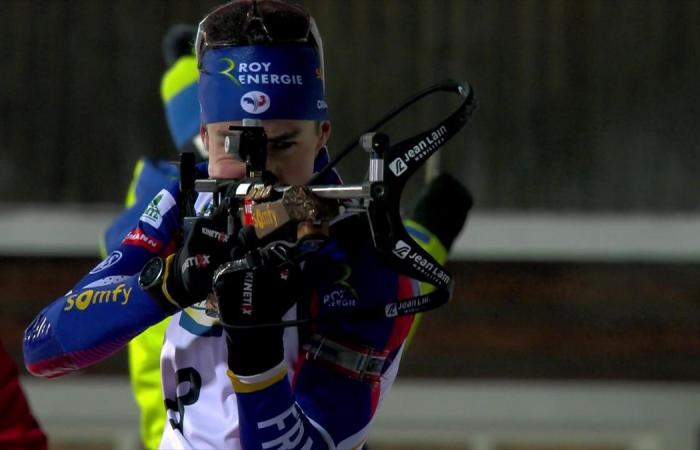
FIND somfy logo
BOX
[388,157,407,176]
[392,240,411,259]
[241,91,270,114]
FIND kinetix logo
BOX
[181,254,211,272]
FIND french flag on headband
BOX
[199,45,328,123]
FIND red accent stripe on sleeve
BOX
[385,274,416,351]
[26,336,130,378]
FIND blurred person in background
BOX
[25,1,471,448]
[101,24,203,450]
[101,24,204,257]
[0,340,46,450]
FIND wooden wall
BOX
[5,257,700,381]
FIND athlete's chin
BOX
[208,159,245,179]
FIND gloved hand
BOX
[162,214,234,309]
[410,173,473,251]
[213,244,303,376]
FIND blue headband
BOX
[199,46,327,123]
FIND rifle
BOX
[180,79,477,327]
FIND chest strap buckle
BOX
[302,334,389,383]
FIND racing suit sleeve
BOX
[101,158,179,256]
[101,158,178,450]
[23,186,183,378]
[229,226,418,449]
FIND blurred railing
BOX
[21,377,700,450]
[3,204,700,261]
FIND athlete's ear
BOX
[200,125,209,153]
[315,120,331,156]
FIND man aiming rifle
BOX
[24,1,474,448]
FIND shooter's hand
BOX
[213,255,303,375]
[162,214,234,308]
[410,173,473,251]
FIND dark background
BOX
[1,0,698,210]
[1,1,699,381]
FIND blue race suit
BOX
[24,152,418,449]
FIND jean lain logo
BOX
[389,157,408,176]
[241,91,270,114]
[392,240,411,259]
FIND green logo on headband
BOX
[218,57,241,86]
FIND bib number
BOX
[164,367,202,433]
